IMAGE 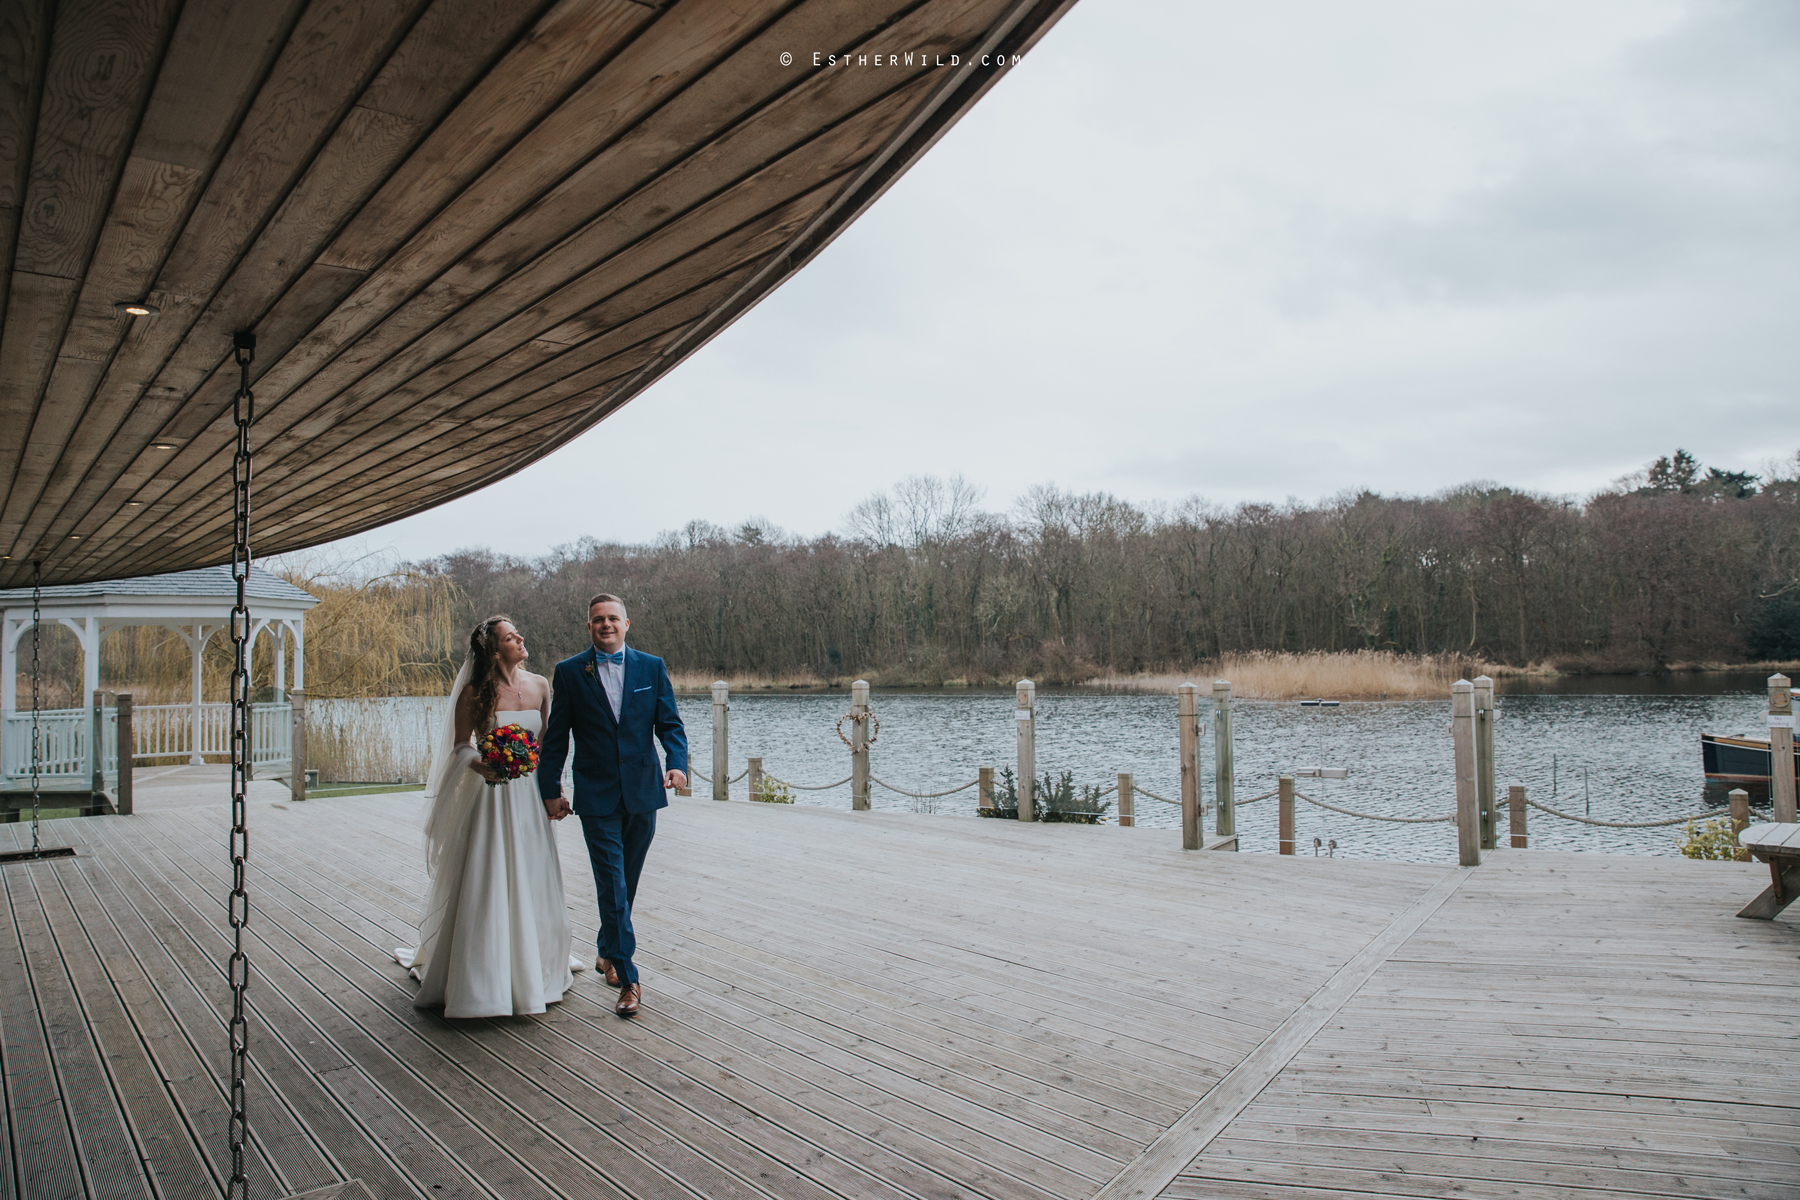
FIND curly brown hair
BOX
[464,614,514,732]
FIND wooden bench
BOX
[1736,822,1800,919]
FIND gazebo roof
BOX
[0,566,318,613]
[0,0,1077,589]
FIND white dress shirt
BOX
[596,649,623,720]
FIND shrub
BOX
[753,776,794,804]
[1679,815,1742,860]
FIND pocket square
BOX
[633,685,651,692]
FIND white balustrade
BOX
[2,701,291,787]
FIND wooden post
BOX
[1508,783,1526,848]
[850,679,870,811]
[1016,679,1036,821]
[91,692,105,796]
[1278,775,1295,855]
[747,756,763,803]
[1473,676,1496,850]
[116,693,133,816]
[979,766,994,812]
[1770,674,1795,824]
[1213,679,1234,837]
[1179,683,1202,850]
[711,681,729,801]
[290,689,307,802]
[1117,772,1133,827]
[1453,679,1479,867]
[1729,788,1750,862]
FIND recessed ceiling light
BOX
[151,442,178,450]
[114,301,160,316]
[125,500,143,507]
[68,535,81,541]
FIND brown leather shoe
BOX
[597,957,620,988]
[615,982,641,1017]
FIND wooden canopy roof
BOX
[0,0,1074,588]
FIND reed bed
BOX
[305,696,449,784]
[1089,651,1518,701]
[667,668,831,693]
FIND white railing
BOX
[2,702,291,788]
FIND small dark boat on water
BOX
[1702,733,1800,788]
[1703,686,1800,794]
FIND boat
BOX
[1703,688,1800,790]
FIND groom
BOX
[539,593,688,1017]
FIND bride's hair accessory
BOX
[466,614,514,732]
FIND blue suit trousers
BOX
[580,807,656,986]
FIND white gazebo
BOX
[0,566,318,789]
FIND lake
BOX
[315,681,1776,864]
[672,684,1772,863]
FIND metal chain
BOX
[226,331,255,1200]
[30,560,40,855]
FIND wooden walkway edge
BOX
[1093,867,1468,1200]
[2,778,1796,1200]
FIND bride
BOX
[397,615,584,1016]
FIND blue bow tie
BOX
[596,650,624,664]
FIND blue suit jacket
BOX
[538,645,688,817]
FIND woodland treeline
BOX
[42,451,1794,702]
[420,451,1800,686]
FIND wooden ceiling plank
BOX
[204,1,965,522]
[0,155,203,549]
[439,0,919,292]
[140,184,833,545]
[23,0,437,579]
[249,331,693,549]
[66,265,752,556]
[104,47,936,560]
[1,0,306,565]
[0,270,77,556]
[0,0,178,549]
[296,0,787,371]
[131,0,307,170]
[213,0,788,489]
[0,0,54,339]
[9,0,1082,584]
[242,81,923,482]
[238,176,842,494]
[251,267,762,503]
[317,0,651,274]
[11,0,180,281]
[36,0,556,561]
[255,0,927,445]
[11,102,419,556]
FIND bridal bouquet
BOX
[477,723,539,785]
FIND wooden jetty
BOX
[3,775,1797,1199]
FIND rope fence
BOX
[689,766,748,785]
[1523,795,1713,829]
[1293,790,1453,824]
[761,772,853,791]
[870,775,981,800]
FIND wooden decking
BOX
[3,774,1797,1200]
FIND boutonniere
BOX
[584,662,596,678]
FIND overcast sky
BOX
[322,0,1799,564]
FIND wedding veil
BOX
[421,656,480,880]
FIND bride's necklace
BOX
[494,665,530,710]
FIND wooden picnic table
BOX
[1737,821,1800,918]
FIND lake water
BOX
[671,686,1773,863]
[320,683,1776,864]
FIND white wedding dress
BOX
[396,704,583,1017]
